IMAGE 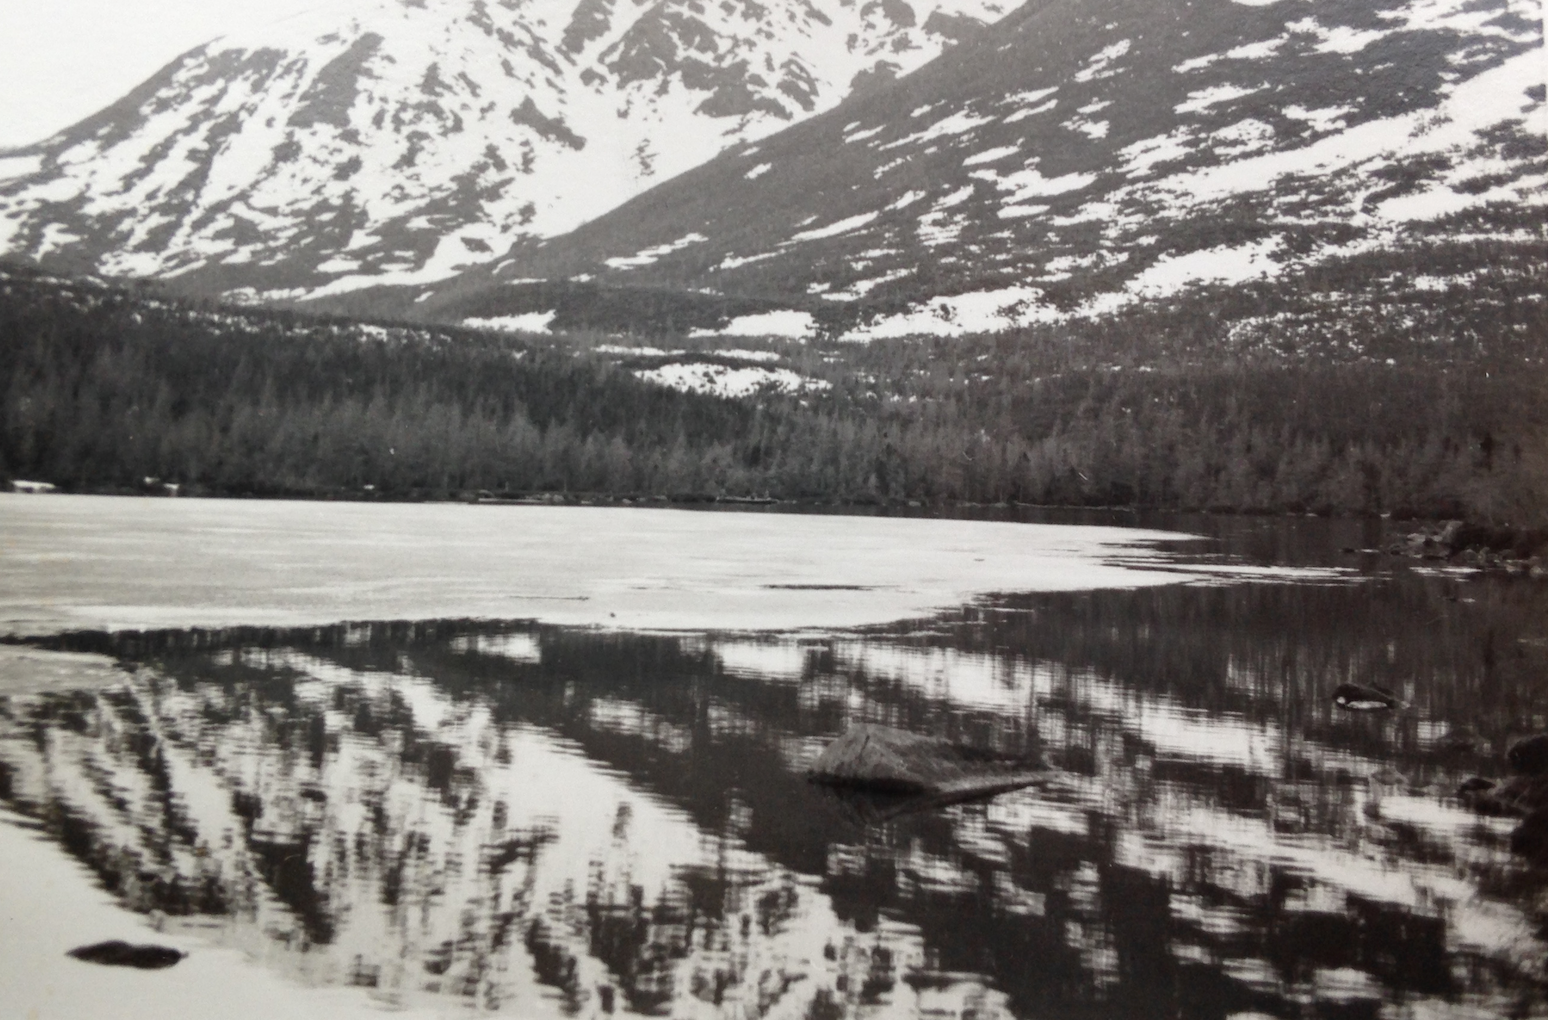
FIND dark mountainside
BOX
[386,0,1545,342]
[5,261,1546,524]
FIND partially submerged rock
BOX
[1511,808,1548,864]
[67,941,184,969]
[807,724,1044,802]
[1508,734,1548,776]
[1459,733,1548,818]
[1459,775,1548,817]
[1332,683,1403,711]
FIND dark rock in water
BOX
[1459,775,1548,817]
[807,724,1044,801]
[67,941,184,969]
[1331,683,1402,711]
[1511,810,1548,863]
[1508,734,1548,776]
[1458,777,1516,815]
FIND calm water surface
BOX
[3,508,1548,1020]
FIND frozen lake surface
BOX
[3,496,1547,1020]
[0,494,1330,637]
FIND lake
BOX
[2,495,1547,1020]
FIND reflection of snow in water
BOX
[1,648,1015,1020]
[5,573,1548,1020]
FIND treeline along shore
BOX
[2,261,1546,526]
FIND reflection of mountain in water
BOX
[4,570,1548,1018]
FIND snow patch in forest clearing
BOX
[716,251,779,271]
[593,344,684,357]
[1409,273,1476,291]
[1175,84,1262,115]
[1287,18,1389,55]
[964,145,1022,166]
[788,212,879,243]
[1074,240,1284,318]
[1212,119,1276,155]
[603,232,707,269]
[974,164,1097,205]
[1176,36,1286,72]
[1066,118,1110,140]
[1284,104,1357,132]
[877,109,997,151]
[840,285,1060,341]
[823,268,915,301]
[714,349,782,363]
[1126,238,1284,296]
[1073,40,1131,82]
[1119,129,1197,177]
[690,310,817,339]
[633,363,828,399]
[1004,99,1058,123]
[998,203,1050,218]
[935,185,977,209]
[917,209,968,245]
[463,311,557,334]
[1003,87,1058,108]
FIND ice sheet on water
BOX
[0,495,1349,637]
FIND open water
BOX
[2,498,1547,1019]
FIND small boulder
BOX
[67,941,184,969]
[1332,683,1402,711]
[1508,735,1548,776]
[1512,810,1548,863]
[1458,775,1548,817]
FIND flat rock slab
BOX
[807,724,1045,797]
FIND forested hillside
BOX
[3,262,1545,523]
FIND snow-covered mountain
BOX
[424,0,1547,341]
[0,0,1016,300]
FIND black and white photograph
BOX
[1,0,1546,1017]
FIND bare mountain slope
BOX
[424,0,1546,341]
[0,0,1014,300]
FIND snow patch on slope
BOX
[690,310,817,339]
[464,311,556,334]
[634,363,828,398]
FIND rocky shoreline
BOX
[1383,520,1548,577]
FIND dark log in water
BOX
[67,941,184,969]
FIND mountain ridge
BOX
[414,0,1546,342]
[0,0,1015,301]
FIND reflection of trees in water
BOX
[2,570,1548,1017]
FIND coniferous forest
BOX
[3,261,1546,525]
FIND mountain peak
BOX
[0,0,1015,300]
